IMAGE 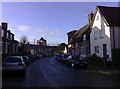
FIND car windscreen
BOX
[4,57,22,62]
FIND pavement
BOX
[88,65,120,79]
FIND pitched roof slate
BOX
[97,6,120,26]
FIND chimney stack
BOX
[2,22,8,31]
[88,11,94,24]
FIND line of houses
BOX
[0,23,57,60]
[0,23,19,55]
[67,5,120,66]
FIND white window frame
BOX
[7,32,9,39]
[95,46,99,53]
[83,34,86,41]
[1,29,4,37]
[76,43,78,48]
[94,31,97,40]
[99,29,104,38]
[96,15,99,21]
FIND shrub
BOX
[88,54,103,65]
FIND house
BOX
[90,6,120,66]
[67,12,93,57]
[37,37,47,46]
[56,43,68,54]
[26,44,57,57]
[0,26,2,58]
[67,30,78,55]
[1,22,18,55]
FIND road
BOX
[2,56,120,88]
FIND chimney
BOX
[67,30,77,44]
[88,11,94,24]
[2,22,8,31]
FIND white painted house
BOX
[90,6,120,65]
[0,26,2,60]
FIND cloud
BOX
[18,25,31,32]
[17,25,62,38]
[49,30,61,36]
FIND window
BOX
[83,34,86,41]
[95,46,99,53]
[99,29,103,38]
[76,43,78,48]
[7,32,9,39]
[72,44,74,48]
[68,44,72,48]
[5,42,8,53]
[10,34,12,40]
[96,15,99,21]
[94,31,97,40]
[0,42,2,53]
[13,44,15,53]
[1,29,4,37]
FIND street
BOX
[2,56,120,87]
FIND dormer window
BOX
[83,34,86,41]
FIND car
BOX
[2,56,27,73]
[22,56,30,66]
[59,54,69,64]
[55,54,63,61]
[66,55,88,69]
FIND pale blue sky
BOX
[2,2,118,45]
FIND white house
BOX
[90,6,120,65]
[0,26,2,56]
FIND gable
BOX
[98,6,120,26]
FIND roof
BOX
[97,6,120,26]
[40,37,45,41]
[27,44,44,49]
[68,23,91,44]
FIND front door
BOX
[103,44,107,58]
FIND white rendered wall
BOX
[90,10,112,60]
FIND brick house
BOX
[1,22,18,54]
[67,30,78,55]
[26,44,57,57]
[67,12,94,58]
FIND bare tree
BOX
[19,36,29,54]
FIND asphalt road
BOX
[2,56,120,88]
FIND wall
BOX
[110,27,120,66]
[110,27,120,49]
[0,26,2,61]
[90,10,112,60]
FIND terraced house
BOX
[1,22,18,55]
[90,6,120,66]
[67,11,94,58]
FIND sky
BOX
[1,2,119,46]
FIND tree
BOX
[19,36,29,54]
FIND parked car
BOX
[55,54,63,61]
[66,55,88,69]
[2,56,27,73]
[26,54,35,62]
[22,56,30,66]
[59,54,69,64]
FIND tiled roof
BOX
[97,6,120,26]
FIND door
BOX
[103,44,107,58]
